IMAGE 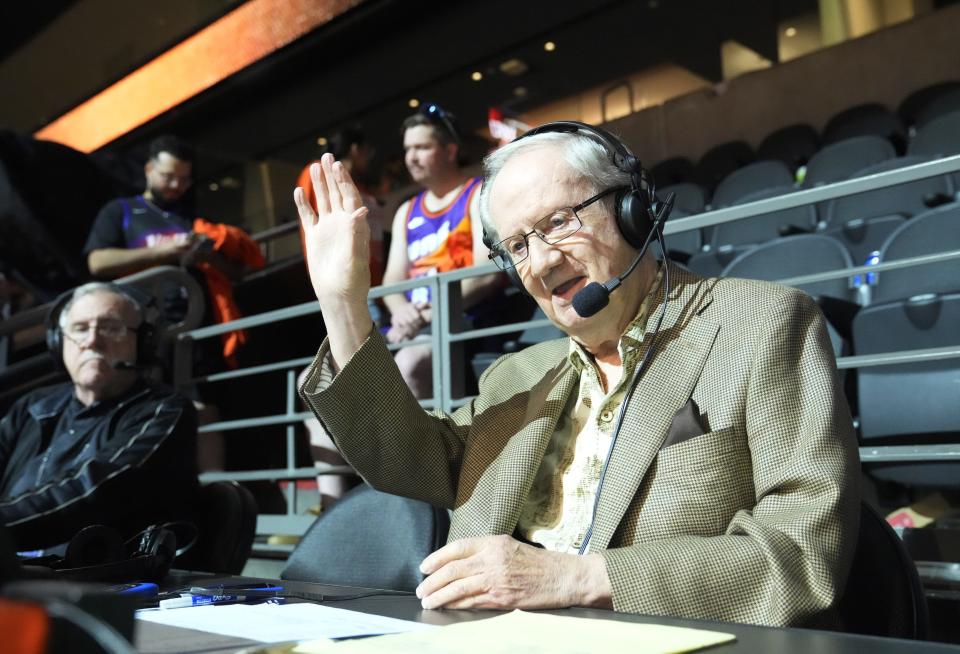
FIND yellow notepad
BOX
[293,610,736,654]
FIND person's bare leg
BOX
[393,343,433,399]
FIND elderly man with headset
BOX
[295,122,858,627]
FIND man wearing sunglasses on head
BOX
[0,282,198,550]
[381,105,502,399]
[295,123,858,627]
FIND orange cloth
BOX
[193,218,265,367]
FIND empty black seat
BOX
[823,156,953,228]
[659,182,708,257]
[658,182,708,214]
[913,88,960,130]
[803,135,896,189]
[900,80,960,128]
[853,293,960,488]
[692,141,755,190]
[650,157,694,187]
[711,186,816,249]
[711,160,795,208]
[821,215,905,269]
[871,203,960,304]
[758,124,820,171]
[823,103,905,152]
[686,246,749,278]
[908,111,960,189]
[281,484,450,592]
[720,234,854,301]
[838,500,930,639]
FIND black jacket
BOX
[0,380,198,549]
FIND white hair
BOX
[477,129,634,246]
[58,282,143,330]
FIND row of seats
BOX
[684,200,959,303]
[651,80,960,190]
[663,111,960,266]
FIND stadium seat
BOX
[908,111,960,189]
[899,80,960,128]
[838,500,930,639]
[711,160,795,208]
[281,484,449,592]
[720,234,854,301]
[870,203,960,304]
[650,157,694,187]
[823,156,954,229]
[913,88,960,130]
[821,215,905,269]
[692,141,755,191]
[803,135,896,189]
[175,481,258,574]
[686,246,749,278]
[853,292,960,488]
[757,123,820,171]
[711,186,816,249]
[823,103,906,152]
[659,182,707,257]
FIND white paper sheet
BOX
[136,602,432,643]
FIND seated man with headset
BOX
[295,123,859,627]
[0,282,198,550]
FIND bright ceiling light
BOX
[785,26,797,37]
[408,98,420,108]
[471,71,483,81]
[544,41,556,52]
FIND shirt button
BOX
[599,410,614,423]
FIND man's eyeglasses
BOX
[487,187,620,271]
[63,320,138,344]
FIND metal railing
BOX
[167,153,960,537]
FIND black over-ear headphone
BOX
[22,523,186,584]
[481,120,659,293]
[45,283,159,371]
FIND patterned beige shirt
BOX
[516,268,664,554]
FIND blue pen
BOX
[158,593,284,609]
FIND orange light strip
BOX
[35,0,364,152]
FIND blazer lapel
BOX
[588,267,720,551]
[486,356,579,535]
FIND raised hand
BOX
[294,154,371,306]
[294,154,374,368]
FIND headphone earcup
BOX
[65,525,125,568]
[615,188,653,250]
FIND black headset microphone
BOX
[571,192,675,319]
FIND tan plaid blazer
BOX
[301,265,860,627]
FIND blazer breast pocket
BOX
[661,398,708,450]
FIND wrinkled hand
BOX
[294,154,371,306]
[416,535,605,610]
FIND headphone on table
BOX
[481,120,663,295]
[20,523,192,584]
[45,283,159,371]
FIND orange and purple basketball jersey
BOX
[404,176,481,304]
